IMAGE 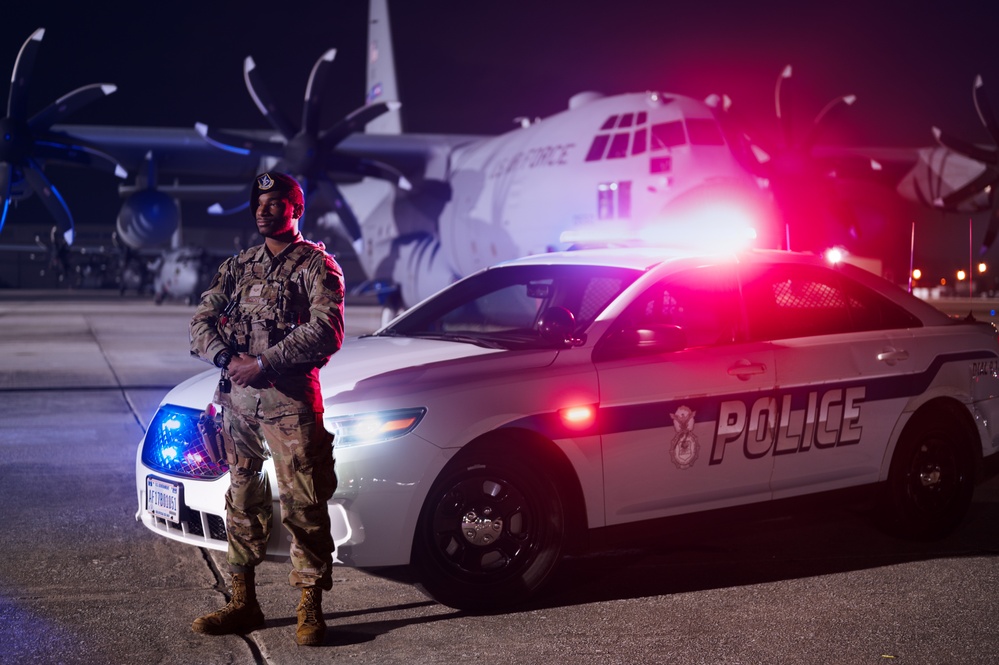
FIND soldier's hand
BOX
[227,353,268,388]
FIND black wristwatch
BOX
[214,349,233,369]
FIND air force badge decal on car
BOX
[670,405,699,469]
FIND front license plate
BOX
[146,476,181,522]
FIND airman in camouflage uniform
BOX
[189,172,344,647]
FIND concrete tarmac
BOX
[1,291,999,665]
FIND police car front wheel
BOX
[412,450,566,611]
[883,410,976,540]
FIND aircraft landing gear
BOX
[380,290,403,328]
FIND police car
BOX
[136,247,999,610]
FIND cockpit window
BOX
[607,133,630,159]
[632,128,647,155]
[686,118,725,146]
[600,116,618,131]
[650,121,686,150]
[585,135,610,162]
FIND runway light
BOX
[979,262,988,274]
[957,270,967,281]
[912,268,922,280]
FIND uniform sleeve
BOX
[260,250,345,372]
[189,256,237,365]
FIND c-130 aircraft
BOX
[191,0,772,316]
[3,0,996,311]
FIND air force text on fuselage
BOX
[487,143,577,179]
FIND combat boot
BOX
[295,587,326,646]
[191,571,265,635]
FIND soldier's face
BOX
[255,191,300,238]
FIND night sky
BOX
[3,0,999,274]
[6,1,998,142]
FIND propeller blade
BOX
[302,49,337,135]
[33,135,128,177]
[320,101,400,148]
[243,56,298,140]
[326,153,412,191]
[980,195,999,255]
[972,76,999,144]
[775,65,794,148]
[911,158,944,209]
[932,126,998,165]
[22,158,74,244]
[29,83,117,130]
[316,178,362,242]
[135,150,157,189]
[912,179,934,209]
[801,94,856,153]
[0,162,11,198]
[0,162,12,236]
[207,183,252,216]
[8,28,44,119]
[194,122,284,157]
[936,166,996,209]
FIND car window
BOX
[441,282,543,332]
[386,265,642,346]
[741,263,922,341]
[617,266,742,349]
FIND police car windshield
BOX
[380,264,642,348]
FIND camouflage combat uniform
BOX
[190,237,344,590]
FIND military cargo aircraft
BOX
[1,1,997,311]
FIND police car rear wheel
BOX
[884,413,975,540]
[413,451,565,611]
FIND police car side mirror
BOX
[538,306,584,348]
[594,324,687,361]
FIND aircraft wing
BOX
[53,124,259,181]
[337,132,485,179]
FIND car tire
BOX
[882,410,975,540]
[413,449,566,611]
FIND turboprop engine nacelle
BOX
[116,189,181,249]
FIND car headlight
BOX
[326,407,427,447]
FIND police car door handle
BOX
[877,349,909,365]
[728,360,767,380]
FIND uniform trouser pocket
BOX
[261,412,337,589]
[221,409,273,568]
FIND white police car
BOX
[136,247,999,610]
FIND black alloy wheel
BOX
[413,450,566,611]
[884,412,975,540]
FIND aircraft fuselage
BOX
[369,91,773,307]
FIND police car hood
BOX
[161,335,557,411]
[320,335,559,406]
